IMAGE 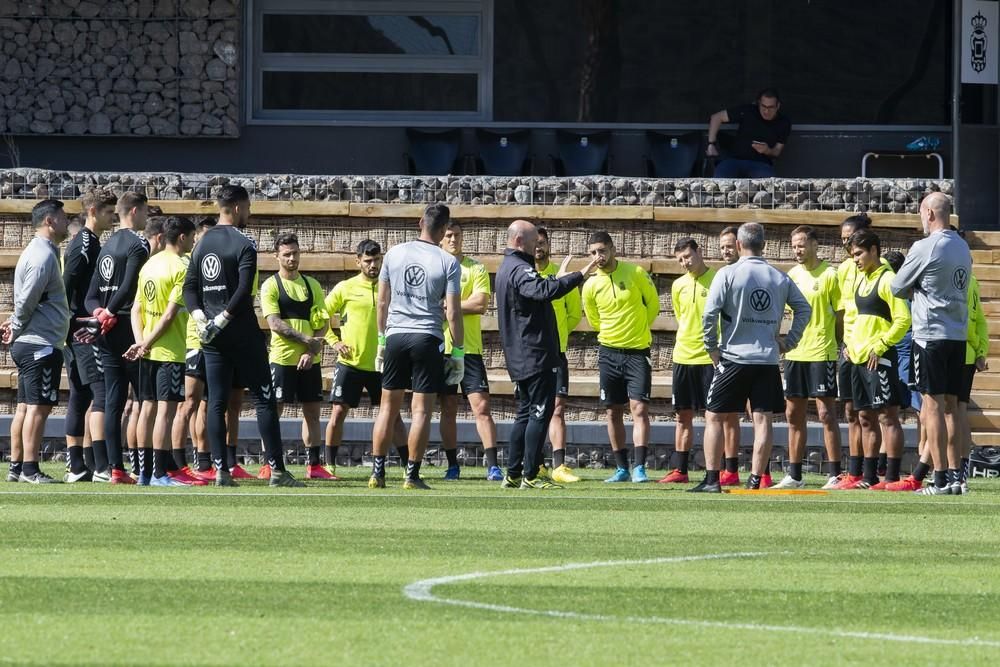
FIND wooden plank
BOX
[348,202,654,221]
[651,207,924,230]
[970,250,997,264]
[965,231,1000,248]
[256,254,354,272]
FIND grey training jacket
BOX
[890,229,970,342]
[11,236,69,349]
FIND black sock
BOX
[675,450,690,474]
[444,447,458,467]
[553,448,565,468]
[706,469,720,484]
[848,455,862,477]
[960,458,970,483]
[226,445,238,469]
[934,470,948,488]
[136,448,148,478]
[947,469,960,485]
[633,446,648,468]
[172,448,187,470]
[725,457,739,474]
[153,449,170,478]
[83,446,95,471]
[372,456,386,478]
[913,461,931,482]
[92,440,108,472]
[308,446,320,467]
[8,461,22,477]
[406,459,421,480]
[789,462,803,481]
[485,447,498,468]
[747,473,761,489]
[877,452,888,475]
[862,457,878,484]
[21,461,39,477]
[197,451,212,472]
[886,457,902,483]
[326,445,338,467]
[395,445,409,461]
[128,448,139,475]
[143,447,154,476]
[68,446,86,473]
[613,449,629,470]
[825,460,842,477]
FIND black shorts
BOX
[12,342,63,406]
[382,332,445,394]
[185,349,206,382]
[912,339,965,396]
[67,340,103,386]
[271,363,324,404]
[598,345,652,406]
[331,362,382,407]
[705,360,784,414]
[555,352,570,398]
[958,364,977,404]
[850,348,902,411]
[138,360,186,402]
[441,353,490,397]
[671,363,714,411]
[837,356,855,402]
[784,360,838,399]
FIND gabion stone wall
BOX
[0,0,240,137]
[0,169,954,214]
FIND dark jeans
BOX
[507,369,557,479]
[713,158,775,178]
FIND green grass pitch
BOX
[1,465,999,666]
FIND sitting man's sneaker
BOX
[64,469,93,483]
[551,465,580,484]
[520,477,563,489]
[500,475,522,488]
[604,467,630,483]
[657,469,689,484]
[486,465,504,481]
[630,465,650,483]
[368,475,386,489]
[270,470,306,488]
[772,475,805,490]
[19,471,61,484]
[443,465,461,481]
[688,479,722,493]
[403,477,431,490]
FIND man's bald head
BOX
[507,219,539,255]
[919,192,952,235]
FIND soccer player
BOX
[126,216,200,486]
[438,221,499,481]
[660,238,715,484]
[840,229,910,490]
[182,185,303,488]
[891,193,971,495]
[690,223,811,492]
[582,231,660,483]
[496,220,594,488]
[62,189,115,481]
[83,191,150,484]
[717,226,742,484]
[535,227,583,484]
[325,240,408,479]
[776,225,842,489]
[2,200,71,483]
[833,213,871,488]
[259,232,330,480]
[370,203,464,490]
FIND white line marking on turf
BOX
[403,552,1000,649]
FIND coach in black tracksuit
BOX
[495,220,595,485]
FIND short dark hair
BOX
[80,188,117,213]
[446,220,462,231]
[356,239,381,256]
[536,226,549,241]
[31,199,64,227]
[883,250,905,273]
[144,217,165,239]
[791,225,818,242]
[197,216,217,231]
[719,225,738,239]
[849,229,881,254]
[842,212,871,233]
[673,237,698,253]
[164,216,196,245]
[274,232,299,252]
[757,87,781,103]
[217,185,250,212]
[422,202,451,236]
[587,231,613,246]
[116,191,147,215]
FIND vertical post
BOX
[952,0,962,214]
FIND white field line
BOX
[403,552,1000,649]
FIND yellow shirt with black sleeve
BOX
[538,260,583,353]
[324,273,379,372]
[138,250,189,363]
[786,261,840,362]
[443,256,491,355]
[260,273,326,366]
[966,274,988,364]
[582,260,660,350]
[846,265,911,365]
[671,267,715,365]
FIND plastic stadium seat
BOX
[645,130,702,178]
[551,130,610,176]
[404,128,463,175]
[475,128,531,176]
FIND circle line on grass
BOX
[403,552,1000,649]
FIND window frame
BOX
[246,0,494,124]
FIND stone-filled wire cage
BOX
[0,0,240,138]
